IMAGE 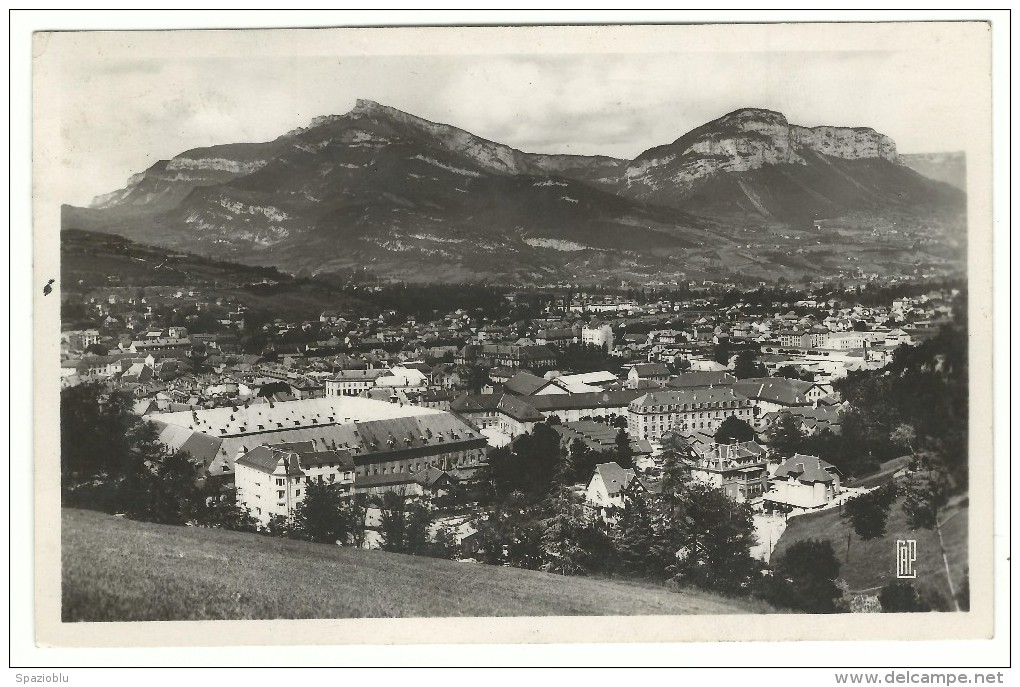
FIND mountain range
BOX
[62,99,966,284]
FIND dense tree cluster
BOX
[61,384,205,525]
[732,350,766,379]
[841,483,898,540]
[474,427,764,596]
[714,416,756,445]
[878,580,931,613]
[835,314,968,491]
[756,539,843,613]
[555,342,621,375]
[349,282,512,321]
[487,423,563,497]
[292,481,368,546]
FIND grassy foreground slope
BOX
[62,509,768,621]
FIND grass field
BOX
[849,456,913,490]
[62,508,771,621]
[771,494,968,605]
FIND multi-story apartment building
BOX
[235,442,356,526]
[456,343,557,369]
[779,326,830,349]
[627,387,753,441]
[128,337,192,354]
[324,368,393,396]
[581,321,614,351]
[688,441,769,503]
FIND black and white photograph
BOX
[22,15,1005,662]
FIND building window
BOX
[277,490,285,498]
[276,478,284,486]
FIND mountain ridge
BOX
[65,100,965,284]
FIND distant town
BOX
[60,261,969,617]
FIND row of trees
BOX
[262,485,463,559]
[554,342,622,375]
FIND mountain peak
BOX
[295,100,409,133]
[350,98,390,115]
[715,107,789,124]
[353,98,380,109]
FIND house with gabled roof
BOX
[627,362,670,388]
[763,453,843,512]
[450,392,544,439]
[731,377,826,419]
[761,406,843,437]
[552,420,653,465]
[503,370,559,396]
[665,370,736,390]
[535,327,578,348]
[352,466,459,498]
[585,462,643,521]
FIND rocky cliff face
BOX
[90,141,281,212]
[791,124,898,161]
[623,108,899,197]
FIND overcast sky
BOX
[50,29,984,207]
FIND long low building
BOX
[451,389,646,438]
[552,420,653,462]
[146,397,488,489]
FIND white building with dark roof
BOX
[585,461,639,513]
[764,454,843,512]
[731,377,827,418]
[235,442,356,526]
[627,362,671,388]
